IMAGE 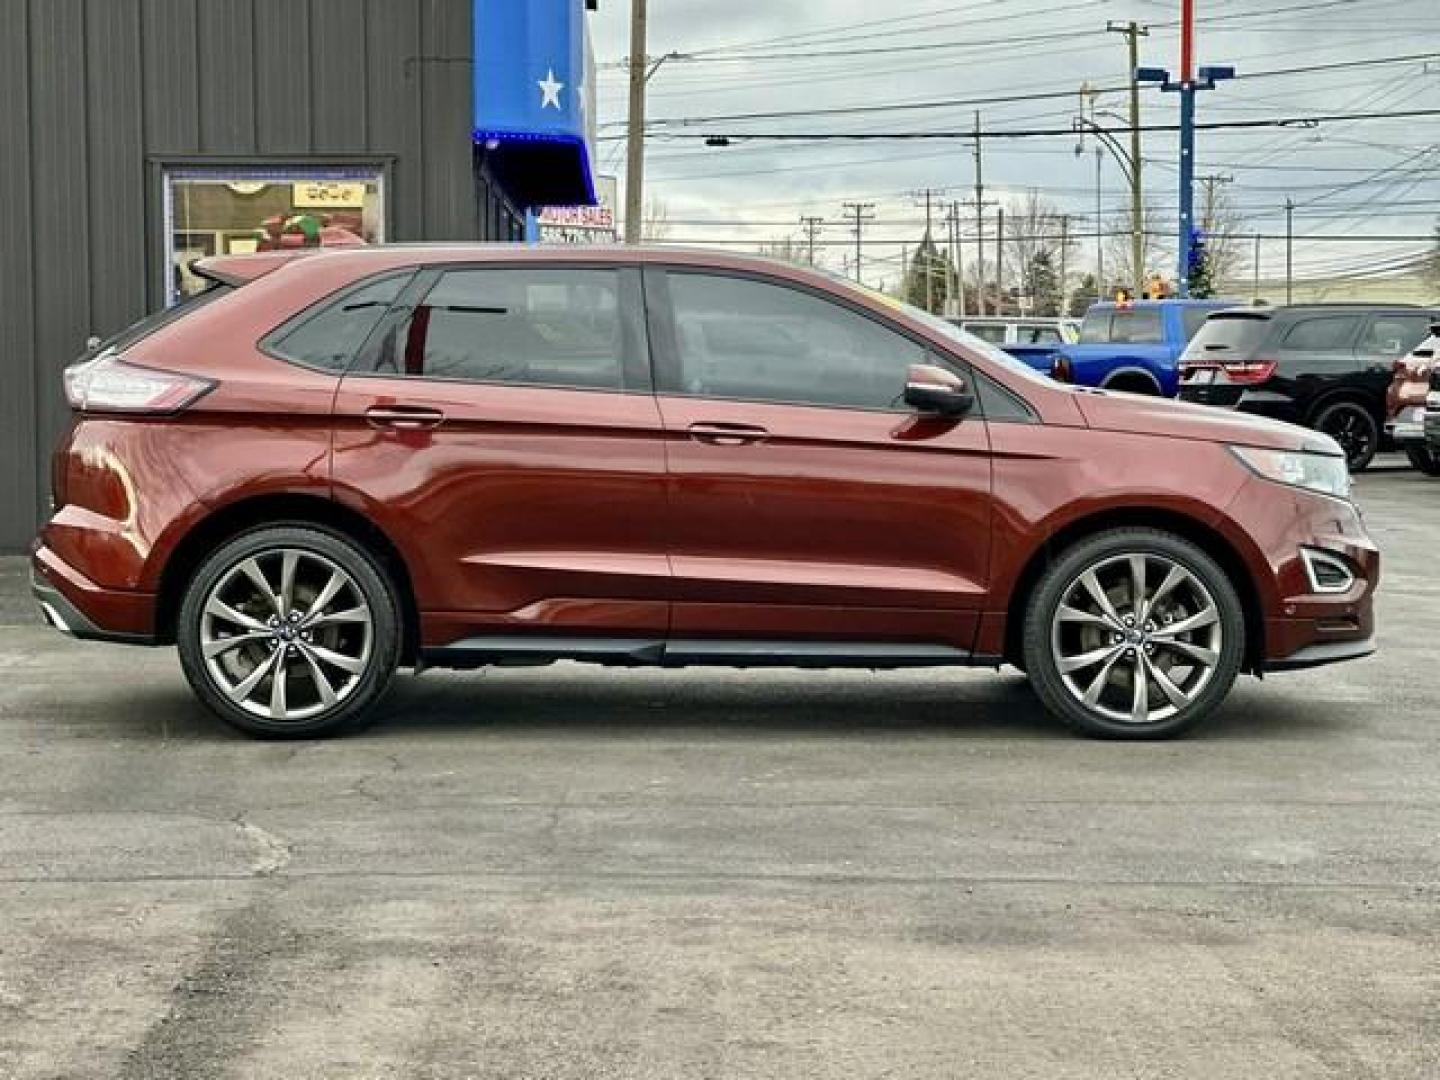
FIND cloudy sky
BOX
[585,0,1439,294]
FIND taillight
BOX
[1050,354,1073,383]
[63,354,214,415]
[1220,356,1278,384]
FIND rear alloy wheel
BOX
[1405,444,1440,476]
[178,526,401,738]
[1312,400,1378,472]
[1023,529,1246,739]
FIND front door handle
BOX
[686,422,769,446]
[364,405,446,431]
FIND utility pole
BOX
[1285,197,1295,304]
[623,0,649,244]
[945,200,966,319]
[1252,231,1261,302]
[994,206,1005,318]
[972,112,987,316]
[1108,20,1149,293]
[799,215,824,266]
[842,202,875,284]
[1059,214,1070,315]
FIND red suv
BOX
[33,247,1378,739]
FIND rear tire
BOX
[177,525,402,738]
[1022,528,1246,739]
[1311,399,1378,472]
[1405,444,1440,476]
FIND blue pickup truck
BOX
[1035,300,1233,396]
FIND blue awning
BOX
[474,0,597,209]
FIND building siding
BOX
[0,0,500,551]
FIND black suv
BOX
[1177,303,1439,471]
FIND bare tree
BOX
[1198,181,1247,293]
[641,196,671,242]
[1104,195,1167,292]
[756,236,807,265]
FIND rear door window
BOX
[1108,309,1164,345]
[1358,314,1432,357]
[1279,316,1361,352]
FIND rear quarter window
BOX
[266,272,413,372]
[1279,316,1362,352]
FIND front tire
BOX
[1022,529,1246,739]
[1405,444,1440,476]
[177,525,402,738]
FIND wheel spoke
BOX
[239,558,281,616]
[301,570,346,624]
[1127,555,1147,617]
[1129,655,1150,723]
[203,631,269,660]
[1142,564,1187,624]
[306,642,366,675]
[278,550,299,618]
[1059,643,1122,674]
[1082,649,1126,707]
[306,604,370,628]
[297,644,339,707]
[1078,570,1125,628]
[205,597,269,633]
[1151,604,1219,638]
[269,653,290,719]
[226,648,280,704]
[1154,637,1219,667]
[1056,604,1115,630]
[1145,653,1193,710]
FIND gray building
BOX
[1,0,596,551]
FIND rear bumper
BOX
[31,545,158,645]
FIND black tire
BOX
[1405,444,1440,476]
[1022,528,1246,740]
[1311,399,1378,473]
[177,524,402,738]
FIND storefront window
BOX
[163,166,386,305]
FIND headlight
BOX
[1229,445,1351,500]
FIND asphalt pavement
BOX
[1,463,1436,1079]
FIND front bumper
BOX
[31,545,157,645]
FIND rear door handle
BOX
[364,405,446,430]
[686,422,769,446]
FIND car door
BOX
[646,267,993,654]
[331,262,670,646]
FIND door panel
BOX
[331,265,669,645]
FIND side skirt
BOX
[422,635,1000,671]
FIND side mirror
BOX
[903,363,974,416]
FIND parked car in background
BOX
[34,246,1378,741]
[1048,299,1232,396]
[1178,304,1439,472]
[951,316,1079,372]
[1385,324,1440,475]
[1427,367,1440,469]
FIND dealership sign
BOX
[539,175,617,244]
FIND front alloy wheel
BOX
[1024,529,1245,738]
[179,526,401,737]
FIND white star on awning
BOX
[538,68,565,110]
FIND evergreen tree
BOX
[1068,272,1099,317]
[1025,250,1063,316]
[902,231,955,314]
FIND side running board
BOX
[424,636,986,670]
